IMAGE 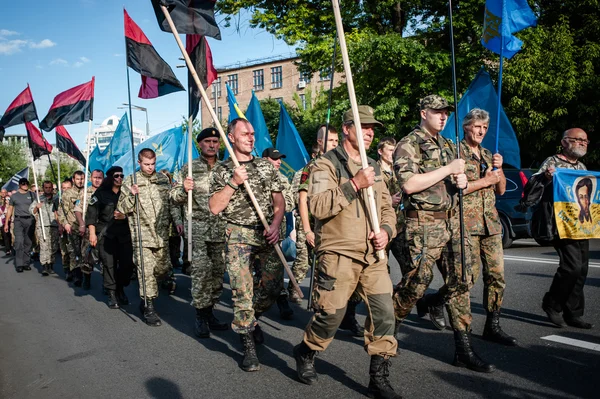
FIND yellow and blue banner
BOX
[553,168,600,239]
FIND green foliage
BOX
[0,140,27,185]
[43,156,82,183]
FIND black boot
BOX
[339,302,364,337]
[293,341,318,385]
[73,268,83,287]
[195,308,211,338]
[542,293,565,327]
[116,287,129,305]
[563,316,593,329]
[240,333,260,372]
[48,263,56,274]
[107,290,119,309]
[41,264,50,276]
[417,294,446,330]
[277,294,294,320]
[83,273,91,290]
[139,299,162,327]
[367,355,402,399]
[253,324,265,346]
[453,331,495,373]
[65,270,73,282]
[207,306,228,331]
[482,311,517,346]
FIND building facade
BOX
[85,115,146,153]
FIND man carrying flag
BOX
[30,181,59,276]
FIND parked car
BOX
[495,168,536,248]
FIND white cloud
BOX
[73,61,84,68]
[0,39,27,55]
[113,53,123,57]
[0,29,19,36]
[50,58,68,66]
[79,56,90,63]
[29,39,56,49]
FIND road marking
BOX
[504,255,600,268]
[541,335,600,352]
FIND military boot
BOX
[339,302,364,337]
[293,341,318,385]
[453,330,495,373]
[367,355,402,399]
[107,290,119,309]
[253,313,265,345]
[82,273,91,290]
[139,299,162,327]
[277,294,294,320]
[288,286,303,305]
[482,311,517,346]
[116,286,129,305]
[73,268,83,287]
[417,293,446,330]
[207,306,228,331]
[194,308,211,338]
[41,264,50,277]
[239,333,260,372]
[48,263,56,274]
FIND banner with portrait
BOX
[553,168,600,239]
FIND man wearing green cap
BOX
[293,105,401,399]
[392,94,495,373]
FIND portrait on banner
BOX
[553,169,600,239]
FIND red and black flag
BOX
[26,122,53,160]
[0,85,38,141]
[56,125,86,166]
[124,9,184,99]
[187,34,217,119]
[151,0,221,40]
[40,78,94,132]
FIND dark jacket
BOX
[517,173,557,242]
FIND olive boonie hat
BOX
[342,105,383,127]
[419,94,455,111]
[196,127,220,142]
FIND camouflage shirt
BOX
[57,185,84,227]
[210,157,285,226]
[29,194,58,228]
[171,156,226,242]
[393,126,458,211]
[461,140,501,235]
[118,171,173,248]
[73,186,97,215]
[537,154,587,174]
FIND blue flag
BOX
[276,102,310,180]
[178,128,200,170]
[113,125,185,176]
[246,91,274,157]
[553,168,600,239]
[226,83,246,122]
[481,0,537,59]
[88,113,132,172]
[441,67,521,169]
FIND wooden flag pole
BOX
[331,0,385,260]
[159,5,303,299]
[81,119,93,223]
[187,115,193,266]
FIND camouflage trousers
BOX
[133,246,171,299]
[191,239,226,309]
[37,226,59,265]
[291,217,311,285]
[304,252,397,356]
[225,224,283,334]
[466,234,505,312]
[64,231,84,271]
[59,234,71,271]
[393,213,474,332]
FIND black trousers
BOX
[98,236,134,291]
[14,217,35,268]
[545,239,589,317]
[2,225,12,252]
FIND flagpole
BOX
[187,114,192,266]
[57,150,61,197]
[30,152,46,241]
[448,0,467,283]
[81,120,93,224]
[495,36,504,157]
[331,0,385,260]
[159,4,304,299]
[125,64,148,305]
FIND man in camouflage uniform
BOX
[293,106,401,399]
[56,179,72,274]
[172,127,228,338]
[209,118,286,372]
[118,148,173,327]
[393,95,494,373]
[57,171,85,286]
[30,181,59,276]
[74,169,104,290]
[262,147,295,320]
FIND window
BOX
[319,68,332,81]
[212,77,222,98]
[253,69,264,91]
[271,66,283,89]
[217,106,222,122]
[299,71,311,83]
[227,74,239,95]
[275,97,284,103]
[299,94,307,110]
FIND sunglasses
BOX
[113,174,125,179]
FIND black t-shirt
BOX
[9,191,35,217]
[86,188,131,241]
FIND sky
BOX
[0,0,296,149]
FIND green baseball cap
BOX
[342,105,383,127]
[419,94,455,111]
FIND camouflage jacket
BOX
[118,171,172,248]
[461,140,501,235]
[29,194,58,228]
[73,186,97,216]
[393,126,458,212]
[538,154,587,174]
[210,157,285,226]
[278,171,295,213]
[171,156,225,242]
[57,185,84,227]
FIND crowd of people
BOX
[0,95,594,399]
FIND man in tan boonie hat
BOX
[342,105,383,127]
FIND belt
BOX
[405,209,455,220]
[14,215,33,219]
[229,222,265,231]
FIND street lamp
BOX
[118,103,150,140]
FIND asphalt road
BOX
[1,238,598,399]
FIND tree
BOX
[0,140,27,185]
[43,155,82,183]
